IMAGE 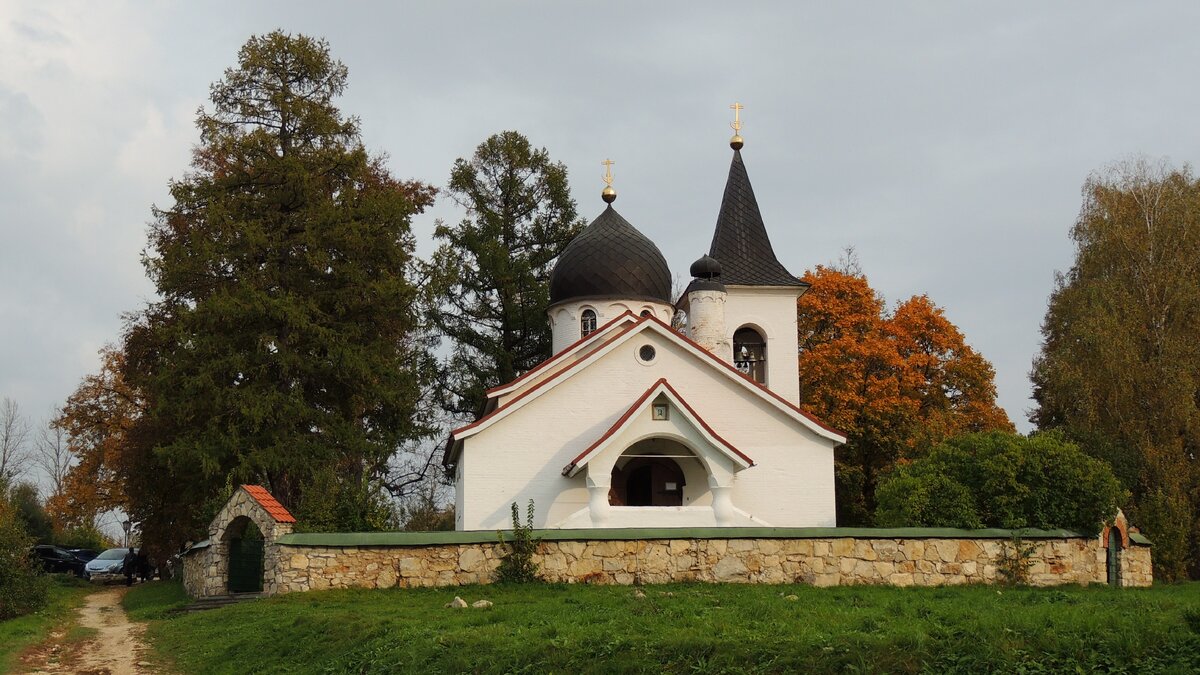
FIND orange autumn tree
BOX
[797,266,1012,525]
[46,347,142,529]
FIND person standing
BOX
[122,548,136,587]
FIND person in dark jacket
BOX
[122,548,137,586]
[136,549,152,582]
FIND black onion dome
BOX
[549,205,673,305]
[689,254,722,279]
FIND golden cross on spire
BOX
[601,159,617,203]
[730,102,745,133]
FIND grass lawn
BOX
[0,576,93,672]
[127,581,1200,674]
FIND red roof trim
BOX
[640,314,846,438]
[564,378,754,474]
[658,380,755,466]
[240,485,297,523]
[452,312,845,445]
[566,378,667,469]
[451,320,642,439]
[485,311,637,396]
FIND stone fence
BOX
[184,525,1152,597]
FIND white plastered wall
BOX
[723,286,804,405]
[547,298,673,355]
[455,327,836,530]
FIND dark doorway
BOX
[227,517,264,594]
[1106,528,1122,587]
[610,456,685,506]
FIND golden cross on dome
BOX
[601,159,617,203]
[730,102,744,133]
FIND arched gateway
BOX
[181,485,296,598]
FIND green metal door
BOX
[1106,528,1121,587]
[228,535,264,593]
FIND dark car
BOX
[68,548,99,563]
[30,545,86,576]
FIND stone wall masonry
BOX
[268,534,1151,595]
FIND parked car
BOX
[84,547,131,583]
[68,548,99,563]
[30,545,87,576]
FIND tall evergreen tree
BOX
[1031,159,1200,581]
[425,131,583,420]
[119,31,436,555]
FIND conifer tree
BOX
[425,131,583,420]
[118,31,436,553]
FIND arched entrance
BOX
[609,440,693,507]
[1106,527,1123,587]
[225,516,264,594]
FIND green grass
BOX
[122,579,191,620]
[0,576,93,672]
[128,581,1200,674]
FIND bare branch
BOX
[0,397,31,481]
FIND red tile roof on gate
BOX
[241,485,297,523]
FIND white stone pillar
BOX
[687,288,730,362]
[709,474,735,526]
[587,472,612,526]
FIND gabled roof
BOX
[443,313,845,468]
[486,311,639,399]
[241,485,297,523]
[708,150,808,288]
[561,378,754,477]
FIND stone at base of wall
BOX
[248,536,1150,595]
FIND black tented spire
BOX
[708,150,807,288]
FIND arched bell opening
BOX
[733,325,766,384]
[223,516,264,594]
[609,438,702,507]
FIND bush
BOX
[875,431,1126,535]
[293,468,398,533]
[0,494,48,620]
[55,524,115,552]
[496,500,540,583]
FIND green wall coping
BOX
[1129,532,1152,546]
[274,526,1145,548]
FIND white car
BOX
[84,547,131,583]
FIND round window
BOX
[638,345,656,362]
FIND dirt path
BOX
[22,587,163,675]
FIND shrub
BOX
[293,468,398,533]
[875,431,1126,535]
[0,493,48,619]
[496,500,540,583]
[55,524,115,552]
[996,533,1036,585]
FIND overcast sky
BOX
[4,2,1200,479]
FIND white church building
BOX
[444,130,846,530]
